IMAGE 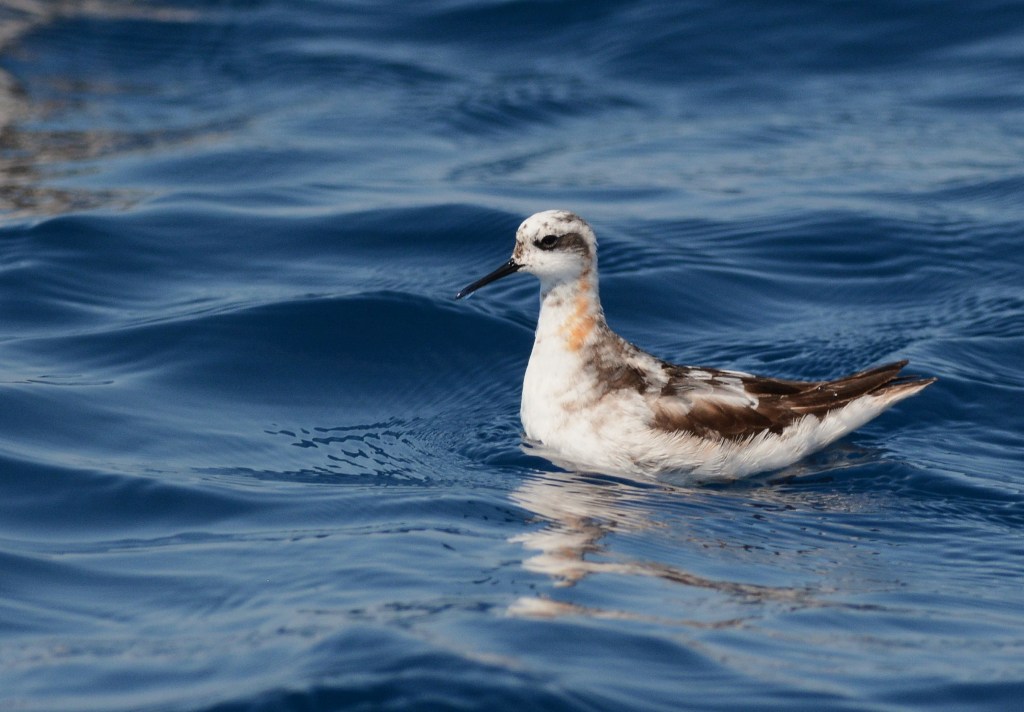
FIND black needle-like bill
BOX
[455,258,521,299]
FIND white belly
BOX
[520,339,654,471]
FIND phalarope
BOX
[456,210,935,478]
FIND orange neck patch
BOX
[561,279,595,352]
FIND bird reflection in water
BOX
[505,452,878,622]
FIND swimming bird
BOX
[456,210,935,479]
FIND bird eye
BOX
[537,234,560,250]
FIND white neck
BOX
[534,272,604,345]
[521,272,610,440]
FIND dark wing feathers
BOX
[660,396,775,439]
[781,360,910,415]
[653,360,929,441]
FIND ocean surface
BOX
[1,1,1022,710]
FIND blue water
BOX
[1,1,1022,710]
